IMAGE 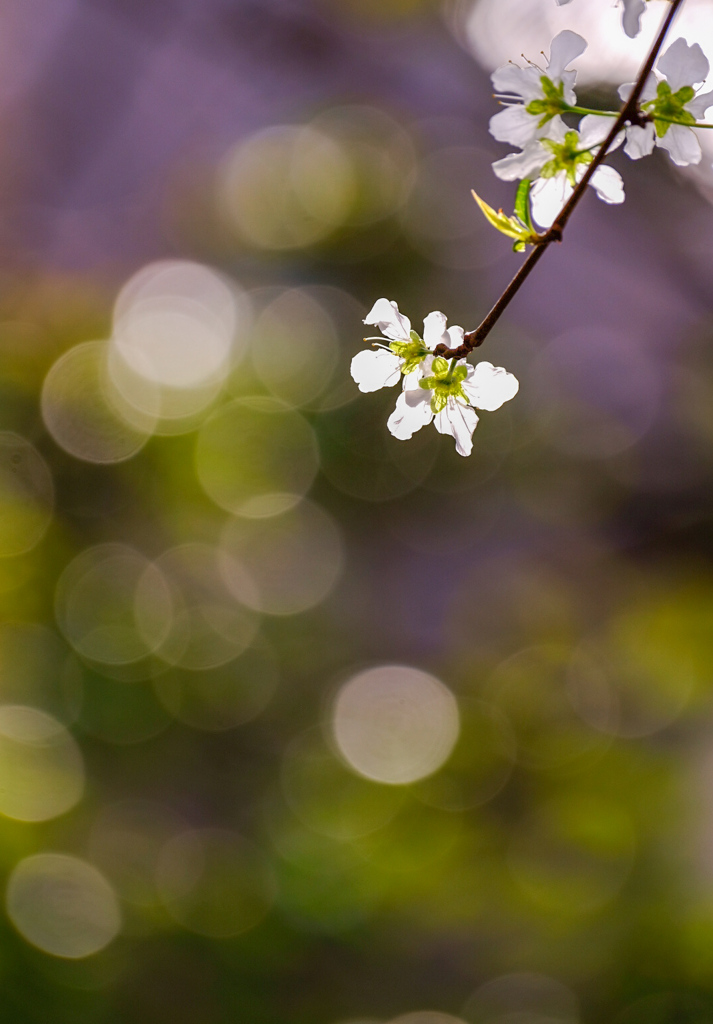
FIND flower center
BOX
[540,130,593,185]
[643,81,696,137]
[389,330,430,375]
[526,76,567,127]
[419,357,468,414]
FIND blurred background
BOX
[2,0,713,1021]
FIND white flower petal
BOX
[446,326,465,349]
[492,140,550,182]
[489,106,540,147]
[387,388,433,440]
[657,123,702,166]
[619,74,657,104]
[491,64,543,102]
[658,38,710,91]
[530,173,573,229]
[623,123,655,160]
[555,0,574,5]
[589,164,625,205]
[434,399,479,457]
[543,117,568,144]
[578,113,622,151]
[363,298,411,341]
[688,89,713,119]
[622,0,647,39]
[560,70,579,107]
[411,354,435,382]
[402,366,425,384]
[422,311,449,349]
[462,361,519,412]
[350,348,402,393]
[547,31,587,81]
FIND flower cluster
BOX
[352,4,713,458]
[351,300,518,457]
[478,31,713,239]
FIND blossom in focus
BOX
[387,355,519,458]
[351,300,462,393]
[492,117,624,229]
[489,31,587,148]
[619,38,713,166]
[556,0,647,39]
[351,297,415,393]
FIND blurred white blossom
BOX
[556,0,647,38]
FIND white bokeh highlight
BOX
[112,260,243,389]
[331,666,460,785]
[0,705,84,822]
[7,854,121,958]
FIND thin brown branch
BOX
[434,0,685,359]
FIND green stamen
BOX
[420,358,469,414]
[389,329,430,375]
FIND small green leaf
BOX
[431,357,449,377]
[471,189,538,248]
[515,179,533,231]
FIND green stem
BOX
[653,115,713,128]
[565,103,713,129]
[564,104,619,118]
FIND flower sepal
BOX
[388,329,431,375]
[644,81,697,137]
[525,76,567,126]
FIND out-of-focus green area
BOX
[1,1,713,1022]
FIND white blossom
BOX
[493,117,624,229]
[619,38,713,167]
[556,0,647,39]
[351,300,460,393]
[387,355,519,458]
[489,31,587,149]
